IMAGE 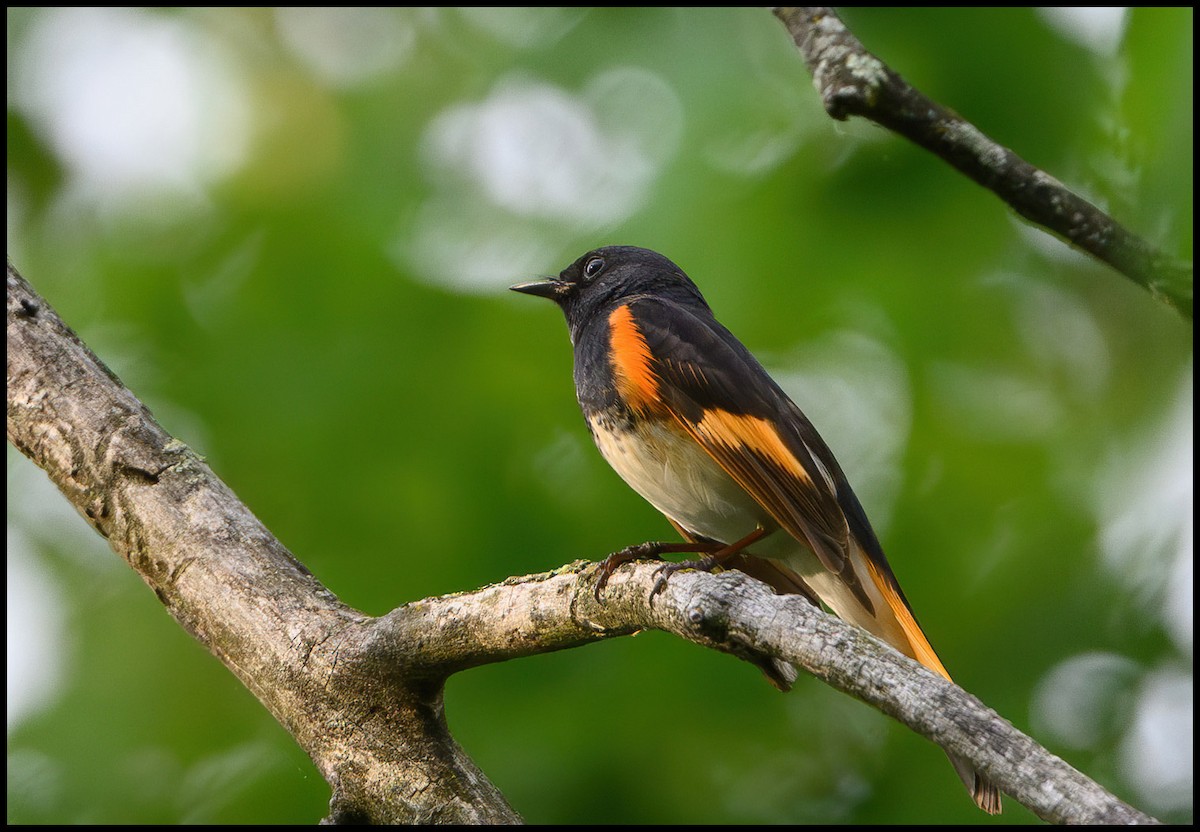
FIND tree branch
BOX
[7,261,1159,823]
[6,263,520,825]
[771,7,1193,320]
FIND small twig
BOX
[771,7,1192,320]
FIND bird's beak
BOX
[509,278,566,300]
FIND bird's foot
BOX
[647,526,769,601]
[594,541,721,601]
[649,554,724,599]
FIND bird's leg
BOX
[595,540,723,600]
[649,526,768,600]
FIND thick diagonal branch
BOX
[6,263,520,825]
[772,7,1192,320]
[7,263,1157,824]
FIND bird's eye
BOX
[583,256,605,280]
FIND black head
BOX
[511,246,709,340]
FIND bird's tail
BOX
[773,541,1002,815]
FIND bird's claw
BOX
[648,555,721,602]
[594,542,665,601]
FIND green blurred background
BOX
[6,7,1192,825]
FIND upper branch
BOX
[772,7,1193,320]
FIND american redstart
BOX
[511,245,1001,814]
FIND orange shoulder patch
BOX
[608,305,660,413]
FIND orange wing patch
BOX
[608,305,661,413]
[689,409,949,681]
[694,410,813,484]
[684,407,851,569]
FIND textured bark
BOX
[6,264,520,825]
[7,263,1160,824]
[772,7,1192,320]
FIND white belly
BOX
[590,415,773,546]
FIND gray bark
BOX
[772,7,1192,320]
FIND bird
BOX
[510,245,1001,815]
